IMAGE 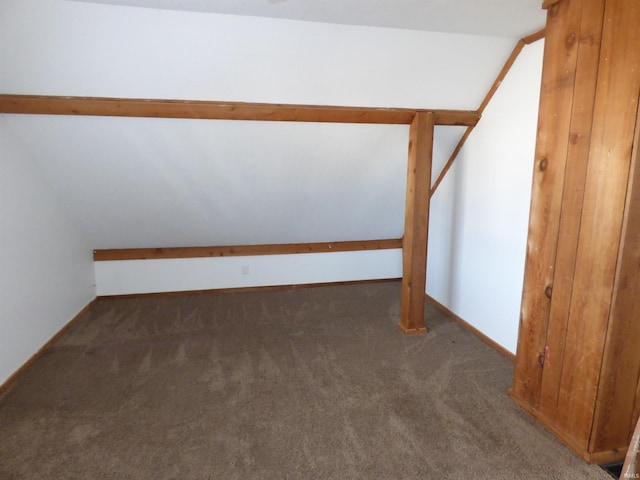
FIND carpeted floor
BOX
[0,281,611,479]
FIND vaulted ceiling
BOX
[70,0,546,38]
[1,0,544,249]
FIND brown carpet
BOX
[0,281,610,479]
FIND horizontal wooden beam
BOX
[0,94,480,126]
[94,238,403,261]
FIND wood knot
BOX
[564,32,576,48]
[565,33,576,48]
[544,285,553,299]
[539,157,549,171]
[549,2,560,17]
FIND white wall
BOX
[0,118,96,385]
[0,0,543,356]
[0,0,517,253]
[95,250,401,296]
[0,0,514,108]
[427,41,544,354]
[4,117,410,248]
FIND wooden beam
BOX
[432,110,481,127]
[399,111,434,335]
[0,94,480,126]
[477,39,526,115]
[430,28,545,197]
[94,238,403,261]
[430,38,525,196]
[429,126,472,197]
[523,28,546,45]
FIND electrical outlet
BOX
[241,264,250,275]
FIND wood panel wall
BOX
[511,0,640,464]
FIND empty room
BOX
[1,0,638,478]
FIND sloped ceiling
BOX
[4,116,417,248]
[1,0,543,249]
[70,0,546,38]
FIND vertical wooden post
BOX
[398,111,434,334]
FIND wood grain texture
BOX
[399,112,434,334]
[94,239,403,261]
[522,29,546,45]
[636,379,640,457]
[0,94,480,126]
[513,0,640,462]
[556,0,640,448]
[622,415,640,479]
[509,391,626,464]
[537,0,605,423]
[590,89,640,452]
[512,0,584,408]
